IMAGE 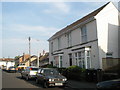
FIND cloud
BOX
[2,38,48,46]
[2,37,49,57]
[3,24,59,37]
[44,2,70,14]
[3,38,27,45]
[5,24,58,31]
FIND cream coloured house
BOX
[48,2,120,69]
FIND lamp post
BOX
[28,37,31,66]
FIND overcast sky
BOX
[0,0,119,58]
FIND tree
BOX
[14,56,20,60]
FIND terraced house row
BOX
[48,2,120,70]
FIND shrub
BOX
[66,65,86,80]
[57,68,66,74]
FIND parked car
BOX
[21,66,38,80]
[2,66,7,71]
[35,68,67,88]
[17,65,27,73]
[7,66,16,73]
[96,78,120,89]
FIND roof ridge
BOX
[48,2,110,41]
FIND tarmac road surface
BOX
[2,70,71,90]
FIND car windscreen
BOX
[30,68,38,70]
[44,69,59,75]
[9,67,15,68]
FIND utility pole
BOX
[28,37,31,66]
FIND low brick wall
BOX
[102,58,120,71]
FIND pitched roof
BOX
[0,58,14,61]
[48,2,110,41]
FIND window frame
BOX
[81,25,87,43]
[67,32,72,47]
[58,37,61,50]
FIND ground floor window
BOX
[59,56,62,68]
[78,51,85,68]
[86,51,91,69]
[74,51,85,68]
[54,56,59,67]
[74,49,91,69]
[54,55,63,68]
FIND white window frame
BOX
[59,55,63,68]
[51,42,53,52]
[78,52,85,68]
[85,47,91,69]
[74,52,78,66]
[74,51,85,68]
[81,25,87,43]
[58,37,61,50]
[67,32,72,47]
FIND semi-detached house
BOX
[48,2,120,69]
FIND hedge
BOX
[58,65,86,81]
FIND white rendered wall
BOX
[49,20,99,68]
[0,61,7,67]
[95,2,119,69]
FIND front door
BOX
[69,54,72,66]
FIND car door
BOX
[37,69,41,80]
[24,67,29,77]
[39,69,45,82]
[22,69,26,77]
[26,67,30,76]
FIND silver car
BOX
[21,66,38,80]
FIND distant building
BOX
[39,53,49,67]
[23,55,38,67]
[0,58,15,69]
[18,53,30,66]
[48,2,120,69]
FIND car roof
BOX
[27,66,38,68]
[97,78,120,85]
[41,68,57,70]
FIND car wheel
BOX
[59,84,65,88]
[26,75,29,81]
[21,74,24,79]
[43,81,48,88]
[36,78,39,84]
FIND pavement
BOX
[67,80,97,89]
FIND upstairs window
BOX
[81,25,87,43]
[67,32,72,47]
[58,37,61,50]
[51,42,53,52]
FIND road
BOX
[2,70,72,90]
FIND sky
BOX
[0,0,119,58]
